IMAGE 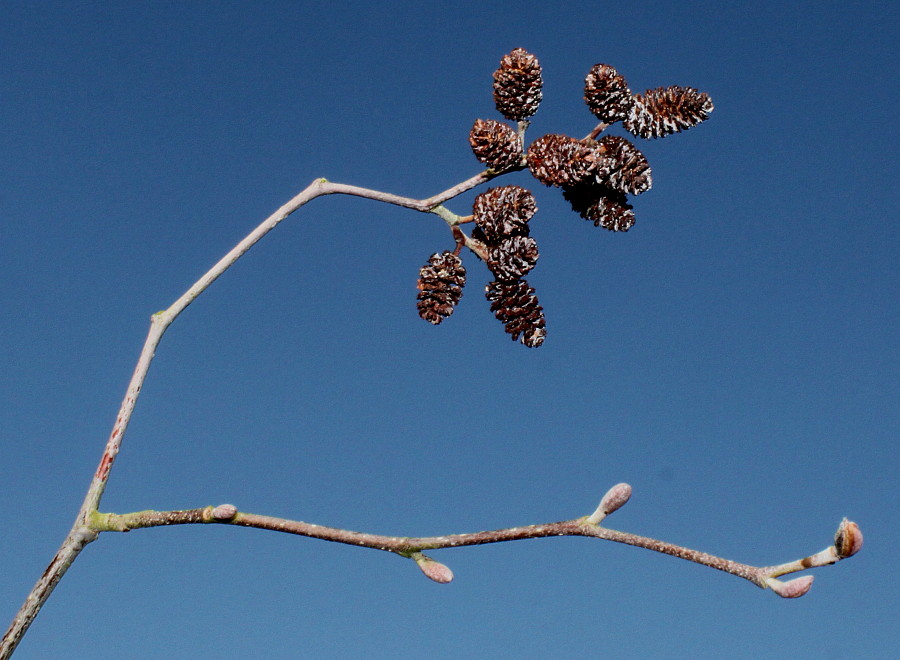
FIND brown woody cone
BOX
[493,48,543,121]
[597,135,652,195]
[472,186,536,244]
[584,63,634,123]
[562,184,636,232]
[469,119,523,172]
[416,252,466,325]
[624,86,714,139]
[527,134,613,188]
[485,279,546,348]
[527,134,580,186]
[487,235,539,280]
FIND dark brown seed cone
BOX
[469,119,523,171]
[472,186,536,244]
[485,279,546,348]
[487,235,539,280]
[624,86,714,139]
[492,48,543,121]
[563,184,636,232]
[597,135,652,195]
[527,134,612,188]
[416,252,467,325]
[527,134,579,186]
[584,63,634,123]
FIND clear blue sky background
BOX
[1,1,896,658]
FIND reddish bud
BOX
[766,575,814,598]
[414,555,454,584]
[834,518,863,559]
[600,483,632,516]
[212,504,238,521]
[586,483,632,525]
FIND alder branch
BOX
[2,45,863,657]
[0,171,499,659]
[85,486,861,598]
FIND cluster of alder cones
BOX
[417,48,714,347]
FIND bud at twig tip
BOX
[413,554,454,584]
[834,518,863,559]
[212,504,238,521]
[766,575,814,599]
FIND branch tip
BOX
[834,518,863,559]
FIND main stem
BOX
[1,172,494,658]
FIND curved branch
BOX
[0,167,863,655]
[0,171,499,658]
[88,487,861,597]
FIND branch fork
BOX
[1,47,861,656]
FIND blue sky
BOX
[1,1,897,658]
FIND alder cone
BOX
[598,135,652,195]
[488,235,539,280]
[416,252,466,325]
[584,63,633,123]
[527,134,613,188]
[493,48,543,121]
[469,119,523,172]
[563,184,635,232]
[624,86,714,139]
[472,186,536,244]
[485,279,546,348]
[527,134,580,187]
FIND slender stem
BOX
[0,167,862,655]
[319,167,511,211]
[89,503,853,593]
[585,122,610,141]
[0,171,500,658]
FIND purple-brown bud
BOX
[600,483,632,516]
[211,504,238,521]
[586,483,633,525]
[834,518,863,559]
[766,575,814,598]
[414,554,454,584]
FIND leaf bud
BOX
[834,518,863,559]
[765,575,814,599]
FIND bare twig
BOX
[3,47,862,658]
[585,121,610,141]
[0,172,497,658]
[1,162,865,655]
[85,487,860,597]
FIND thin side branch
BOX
[87,487,860,597]
[321,168,509,211]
